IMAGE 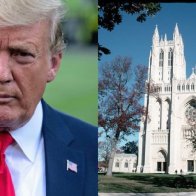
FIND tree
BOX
[98,2,161,59]
[98,56,147,176]
[121,141,138,155]
[98,133,113,165]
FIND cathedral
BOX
[137,24,196,174]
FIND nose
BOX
[0,51,13,84]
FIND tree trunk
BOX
[106,138,118,176]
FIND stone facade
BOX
[137,24,196,174]
[112,153,137,173]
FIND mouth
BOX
[0,94,16,103]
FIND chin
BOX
[0,111,21,130]
[0,104,34,130]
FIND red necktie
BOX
[0,132,15,196]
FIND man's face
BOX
[0,20,62,130]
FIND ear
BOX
[47,52,62,83]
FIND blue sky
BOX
[99,3,196,146]
[99,3,196,77]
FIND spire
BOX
[180,34,183,45]
[164,34,167,45]
[152,25,159,45]
[164,33,167,41]
[153,25,159,39]
[154,25,159,37]
[173,23,180,38]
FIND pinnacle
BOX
[153,24,159,37]
[174,23,180,36]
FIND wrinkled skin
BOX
[0,20,62,131]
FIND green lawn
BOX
[99,173,196,193]
[43,46,97,126]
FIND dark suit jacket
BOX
[41,100,97,196]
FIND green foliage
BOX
[121,141,138,154]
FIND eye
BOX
[10,49,35,64]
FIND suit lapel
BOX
[41,101,85,196]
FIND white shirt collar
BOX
[10,101,43,162]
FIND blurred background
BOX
[43,0,97,126]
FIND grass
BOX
[99,173,196,193]
[43,46,97,126]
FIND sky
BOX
[99,3,196,77]
[99,3,196,146]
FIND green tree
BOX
[121,141,138,155]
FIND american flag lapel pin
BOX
[67,160,78,173]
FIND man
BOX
[0,0,97,196]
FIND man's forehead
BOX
[0,21,50,48]
[0,33,39,50]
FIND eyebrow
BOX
[8,41,39,54]
[8,46,35,53]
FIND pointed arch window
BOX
[124,161,128,168]
[177,84,181,91]
[182,84,185,91]
[191,83,195,90]
[168,48,173,67]
[159,50,164,67]
[157,98,162,130]
[186,84,190,91]
[166,98,171,130]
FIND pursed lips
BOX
[0,93,16,103]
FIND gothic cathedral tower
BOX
[137,24,196,174]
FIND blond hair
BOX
[0,0,66,53]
